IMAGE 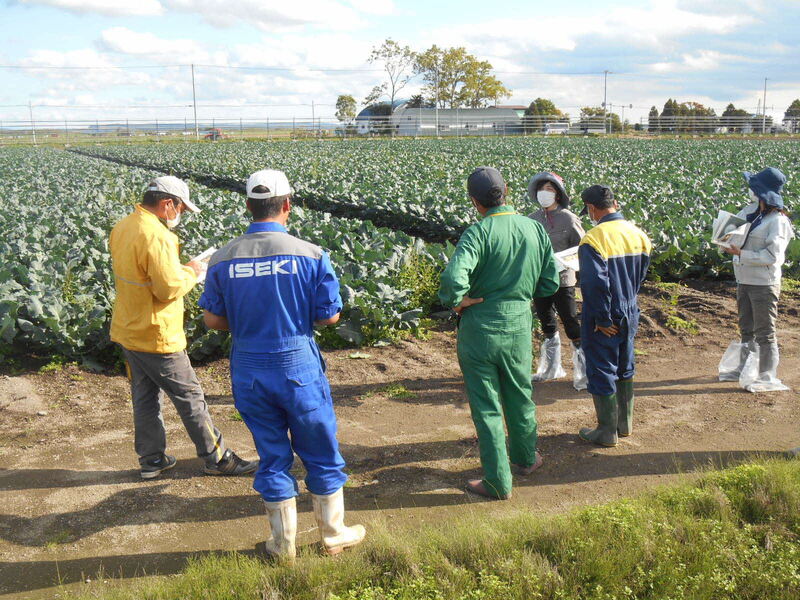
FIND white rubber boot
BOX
[311,488,366,555]
[263,497,297,559]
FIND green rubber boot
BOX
[617,379,634,437]
[579,394,619,447]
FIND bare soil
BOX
[1,281,798,599]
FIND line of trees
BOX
[646,99,792,134]
[360,38,510,113]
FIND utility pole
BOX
[29,100,37,145]
[602,70,609,134]
[762,78,768,133]
[191,64,199,141]
[435,56,440,137]
[311,101,315,138]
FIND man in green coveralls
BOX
[438,167,560,500]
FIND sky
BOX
[1,0,798,126]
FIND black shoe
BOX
[204,449,257,476]
[140,454,177,480]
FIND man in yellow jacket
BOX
[110,176,256,479]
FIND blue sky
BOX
[1,0,798,125]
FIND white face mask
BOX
[165,202,181,229]
[537,190,557,208]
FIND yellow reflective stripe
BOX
[115,274,152,287]
[580,220,651,259]
[205,421,223,462]
[488,212,516,217]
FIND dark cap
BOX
[579,184,614,216]
[467,166,506,207]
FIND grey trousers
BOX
[123,348,226,466]
[737,283,781,375]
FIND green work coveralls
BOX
[438,205,559,498]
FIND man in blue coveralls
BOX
[200,169,365,559]
[577,185,652,448]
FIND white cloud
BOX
[651,49,754,73]
[21,47,116,69]
[99,27,218,63]
[424,0,755,62]
[346,0,395,16]
[165,0,365,31]
[16,0,164,17]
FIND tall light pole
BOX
[28,100,37,145]
[191,64,199,141]
[762,78,768,133]
[602,70,609,134]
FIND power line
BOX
[0,62,616,77]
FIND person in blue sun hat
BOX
[720,167,795,394]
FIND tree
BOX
[660,99,717,133]
[524,98,566,133]
[406,94,434,109]
[460,59,510,108]
[415,45,509,109]
[363,85,386,107]
[783,99,800,132]
[580,106,621,133]
[648,106,660,133]
[335,95,357,124]
[721,103,750,132]
[367,38,416,108]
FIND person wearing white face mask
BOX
[527,172,586,387]
[109,176,257,480]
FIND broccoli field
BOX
[1,137,798,362]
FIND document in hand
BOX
[554,246,580,272]
[191,247,217,284]
[711,211,750,249]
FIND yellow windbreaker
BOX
[109,204,197,353]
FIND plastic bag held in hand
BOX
[572,344,588,391]
[532,332,567,382]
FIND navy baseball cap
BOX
[579,185,614,216]
[467,166,506,206]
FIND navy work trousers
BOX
[230,338,347,502]
[582,315,637,397]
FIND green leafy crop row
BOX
[78,137,800,278]
[0,147,449,361]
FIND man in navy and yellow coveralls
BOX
[438,167,560,500]
[200,169,365,559]
[577,185,652,447]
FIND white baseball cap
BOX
[146,176,199,213]
[246,169,293,199]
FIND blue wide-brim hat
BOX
[744,167,786,209]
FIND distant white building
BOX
[355,100,524,136]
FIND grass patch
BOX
[230,410,244,422]
[665,314,700,335]
[782,278,800,293]
[38,356,71,374]
[655,282,700,335]
[70,458,800,600]
[365,383,416,401]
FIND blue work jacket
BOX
[199,222,342,354]
[578,213,652,329]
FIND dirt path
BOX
[1,281,798,598]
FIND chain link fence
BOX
[1,114,796,145]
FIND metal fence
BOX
[0,114,796,145]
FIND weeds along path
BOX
[68,148,465,245]
[1,282,799,598]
